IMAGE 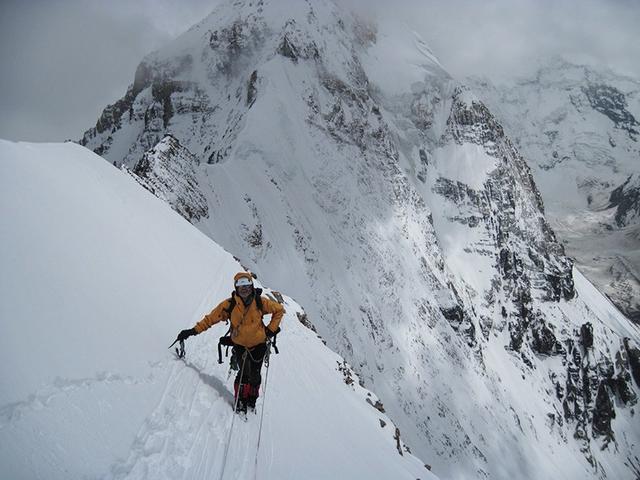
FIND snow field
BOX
[0,139,434,480]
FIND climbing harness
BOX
[218,327,280,365]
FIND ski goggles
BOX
[235,277,253,287]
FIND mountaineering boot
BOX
[234,381,252,413]
[236,398,248,414]
[246,385,259,411]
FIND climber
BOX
[174,272,284,413]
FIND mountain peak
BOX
[467,60,640,325]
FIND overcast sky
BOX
[1,0,639,142]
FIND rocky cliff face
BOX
[80,3,640,478]
[610,174,640,228]
[430,87,575,343]
[127,134,207,222]
[422,88,639,470]
[467,58,640,324]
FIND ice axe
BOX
[168,337,185,359]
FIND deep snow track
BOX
[102,298,432,480]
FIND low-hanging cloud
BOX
[346,0,640,82]
[1,0,638,142]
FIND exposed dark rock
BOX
[275,19,319,63]
[440,304,464,325]
[521,352,534,369]
[509,287,532,352]
[366,397,385,413]
[580,323,594,349]
[445,91,506,155]
[247,70,258,106]
[531,319,557,355]
[613,348,637,405]
[242,222,263,248]
[277,34,299,61]
[609,175,640,228]
[151,80,184,128]
[592,382,615,438]
[499,249,519,279]
[81,58,193,146]
[582,364,594,407]
[417,149,429,183]
[614,373,637,405]
[207,16,267,77]
[625,338,640,387]
[544,272,576,301]
[337,360,355,386]
[394,427,403,456]
[91,63,152,136]
[509,322,527,352]
[90,89,134,136]
[562,340,587,428]
[440,304,476,347]
[582,83,639,138]
[554,377,564,400]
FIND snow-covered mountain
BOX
[467,58,640,324]
[0,139,433,480]
[78,1,640,478]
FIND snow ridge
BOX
[0,139,432,480]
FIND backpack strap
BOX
[223,293,236,317]
[271,327,280,354]
[254,288,264,315]
[217,294,236,364]
[223,289,263,316]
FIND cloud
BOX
[1,0,639,142]
[346,0,640,82]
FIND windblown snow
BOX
[0,140,432,480]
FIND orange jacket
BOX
[194,273,284,348]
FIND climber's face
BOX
[237,283,253,299]
[235,276,254,300]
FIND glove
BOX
[265,326,279,338]
[177,328,197,342]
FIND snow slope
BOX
[0,139,433,480]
